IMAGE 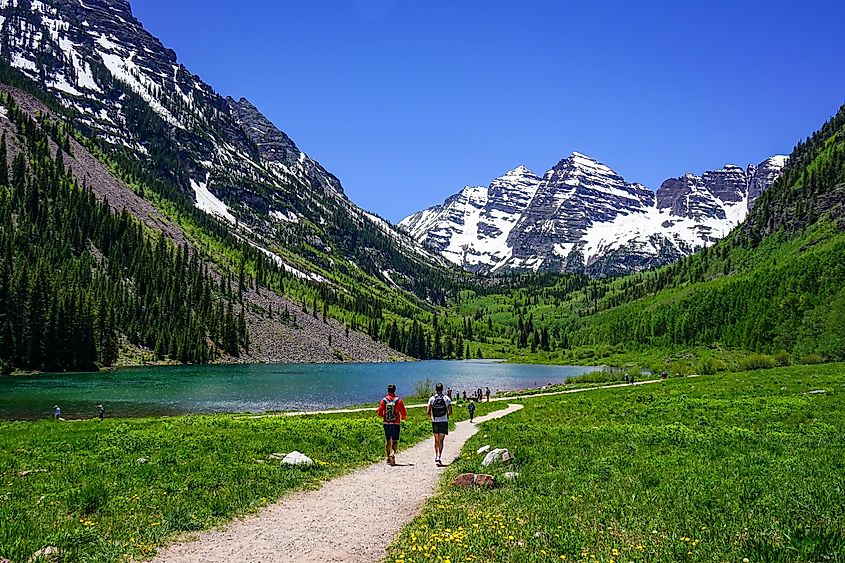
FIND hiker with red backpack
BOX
[378,384,407,466]
[427,382,453,466]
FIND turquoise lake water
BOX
[0,360,595,420]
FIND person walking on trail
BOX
[427,382,453,466]
[97,404,105,421]
[467,399,476,423]
[53,405,61,420]
[485,387,491,402]
[377,384,406,466]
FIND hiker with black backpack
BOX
[427,382,453,466]
[378,384,407,466]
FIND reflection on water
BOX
[0,360,594,420]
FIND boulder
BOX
[473,474,496,488]
[281,451,314,466]
[476,445,491,454]
[451,473,475,487]
[28,546,61,562]
[451,473,496,488]
[481,448,513,467]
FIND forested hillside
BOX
[0,90,245,372]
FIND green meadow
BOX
[0,401,497,563]
[389,363,845,562]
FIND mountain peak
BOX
[501,165,537,178]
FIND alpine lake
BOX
[0,360,595,420]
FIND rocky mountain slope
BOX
[0,0,457,365]
[0,0,444,291]
[400,152,787,276]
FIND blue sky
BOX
[133,0,845,223]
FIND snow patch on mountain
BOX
[190,178,236,224]
[402,152,788,275]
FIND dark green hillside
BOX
[0,92,245,373]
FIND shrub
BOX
[799,353,826,365]
[738,353,776,371]
[774,350,791,367]
[669,360,693,376]
[697,357,727,375]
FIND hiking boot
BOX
[388,454,395,466]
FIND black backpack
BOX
[431,394,448,417]
[384,397,398,422]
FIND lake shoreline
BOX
[0,361,594,421]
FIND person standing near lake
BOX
[427,382,452,466]
[485,387,490,402]
[377,384,406,466]
[53,405,61,420]
[97,404,105,421]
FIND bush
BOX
[799,353,826,365]
[738,353,776,371]
[669,360,693,376]
[697,357,727,375]
[774,350,791,367]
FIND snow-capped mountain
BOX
[400,153,788,276]
[0,0,443,290]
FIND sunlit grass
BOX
[389,363,845,562]
[0,401,498,562]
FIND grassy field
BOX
[388,363,845,562]
[0,400,499,562]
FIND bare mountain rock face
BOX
[401,152,788,276]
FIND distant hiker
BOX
[462,391,467,400]
[661,370,668,380]
[467,399,476,423]
[427,382,453,466]
[476,388,482,401]
[630,374,635,384]
[53,405,61,420]
[485,387,491,402]
[377,384,406,466]
[97,404,105,421]
[624,374,630,384]
[447,387,453,399]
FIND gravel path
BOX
[152,404,523,563]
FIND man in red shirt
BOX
[377,384,407,466]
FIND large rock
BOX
[451,473,496,488]
[281,451,314,466]
[476,445,491,454]
[28,546,61,562]
[481,448,513,467]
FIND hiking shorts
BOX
[384,423,400,441]
[432,421,449,435]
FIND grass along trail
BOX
[151,404,523,563]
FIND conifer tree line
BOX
[0,94,246,372]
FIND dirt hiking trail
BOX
[152,403,523,563]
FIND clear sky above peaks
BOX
[132,0,845,223]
